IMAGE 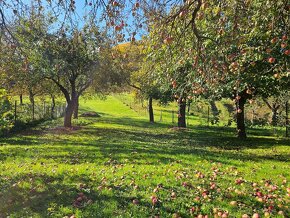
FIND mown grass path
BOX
[0,96,289,217]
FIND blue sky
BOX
[1,0,145,42]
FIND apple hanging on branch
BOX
[164,36,174,44]
[268,57,275,63]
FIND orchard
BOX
[0,0,289,217]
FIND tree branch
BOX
[125,78,141,91]
[49,77,71,103]
[262,97,273,110]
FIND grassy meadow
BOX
[0,95,289,218]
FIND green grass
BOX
[0,95,289,218]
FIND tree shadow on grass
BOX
[0,172,176,218]
[1,127,288,168]
[0,115,289,165]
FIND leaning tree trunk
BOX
[236,98,247,138]
[262,98,280,127]
[148,97,154,123]
[178,97,186,128]
[73,97,79,119]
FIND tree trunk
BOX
[187,101,191,113]
[262,98,281,126]
[64,100,75,128]
[148,97,154,123]
[271,108,278,126]
[178,97,186,128]
[28,89,34,106]
[20,94,23,105]
[51,95,55,119]
[73,97,79,119]
[28,89,35,120]
[236,99,246,138]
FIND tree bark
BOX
[148,97,154,123]
[64,99,76,128]
[262,98,280,126]
[28,89,34,106]
[178,98,186,128]
[271,107,279,126]
[50,77,79,128]
[73,96,79,119]
[236,98,246,138]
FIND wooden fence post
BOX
[14,100,17,123]
[43,101,46,118]
[207,106,210,126]
[32,101,35,120]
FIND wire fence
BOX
[12,100,66,123]
[115,94,289,137]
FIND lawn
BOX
[0,96,289,218]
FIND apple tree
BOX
[144,0,290,136]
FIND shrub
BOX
[0,93,13,136]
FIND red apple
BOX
[282,35,288,40]
[271,37,278,43]
[281,43,287,48]
[151,196,158,205]
[252,213,260,218]
[114,25,121,31]
[284,50,290,55]
[172,80,177,88]
[268,57,275,63]
[189,206,195,213]
[179,10,186,17]
[112,1,118,6]
[246,89,252,94]
[164,37,174,44]
[222,213,229,218]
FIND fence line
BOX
[114,94,289,137]
[13,100,66,124]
